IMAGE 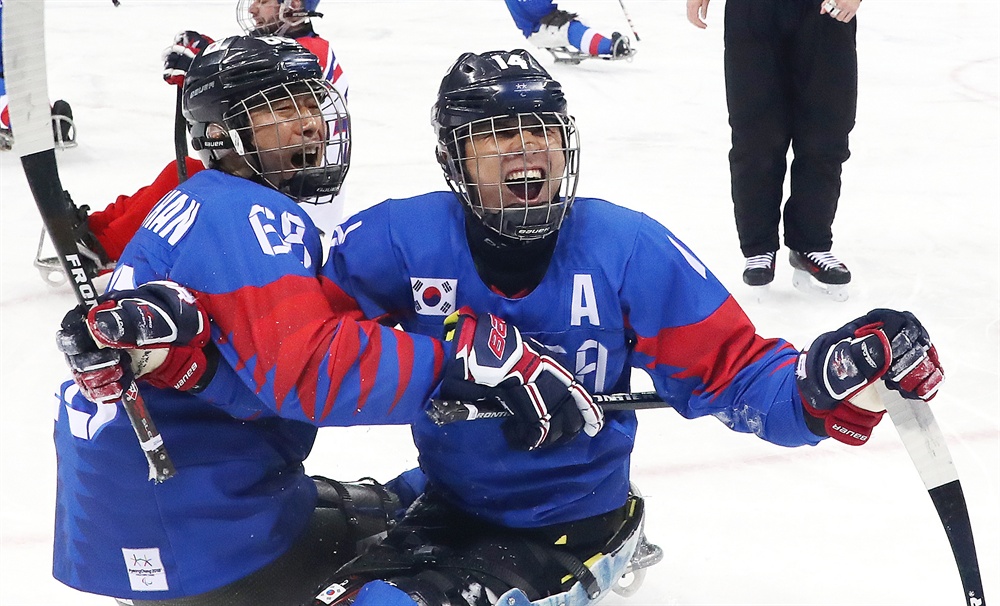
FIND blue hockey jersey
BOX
[324,192,824,528]
[52,170,444,599]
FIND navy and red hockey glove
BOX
[439,307,604,450]
[57,281,215,404]
[162,31,214,87]
[796,309,944,445]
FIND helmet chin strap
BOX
[277,165,346,203]
[464,183,564,242]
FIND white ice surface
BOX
[1,1,997,605]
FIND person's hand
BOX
[440,308,604,450]
[820,0,862,23]
[796,309,943,445]
[687,0,711,29]
[162,31,214,86]
[57,281,214,404]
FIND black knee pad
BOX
[312,476,401,541]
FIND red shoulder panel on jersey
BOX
[635,296,791,397]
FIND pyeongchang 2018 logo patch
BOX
[411,278,457,316]
[122,547,168,591]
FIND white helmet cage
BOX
[236,0,318,37]
[440,112,580,241]
[225,79,350,203]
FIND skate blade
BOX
[792,269,849,302]
[35,257,69,287]
[746,283,771,304]
[547,47,631,64]
[548,47,586,64]
[614,537,663,597]
[614,567,646,597]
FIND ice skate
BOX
[607,32,636,61]
[742,251,776,302]
[50,99,77,149]
[543,32,635,64]
[789,250,850,302]
[528,9,635,65]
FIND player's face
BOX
[247,0,298,30]
[461,115,566,211]
[248,89,327,184]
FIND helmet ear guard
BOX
[190,123,235,152]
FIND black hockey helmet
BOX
[183,35,350,202]
[432,49,580,241]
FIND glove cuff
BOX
[144,342,217,392]
[823,400,886,446]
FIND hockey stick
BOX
[617,0,641,43]
[174,87,189,183]
[427,391,668,425]
[856,384,987,606]
[4,0,177,483]
[433,382,987,605]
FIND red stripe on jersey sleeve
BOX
[388,332,415,414]
[354,324,382,414]
[634,296,785,397]
[200,277,316,415]
[317,317,362,420]
[198,274,367,420]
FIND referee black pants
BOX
[724,0,857,257]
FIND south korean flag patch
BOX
[411,277,457,316]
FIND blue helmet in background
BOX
[432,49,580,241]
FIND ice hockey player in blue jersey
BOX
[44,35,508,605]
[49,34,398,606]
[51,36,594,606]
[504,0,634,64]
[306,49,945,605]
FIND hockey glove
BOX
[162,31,214,87]
[439,307,604,450]
[57,281,214,404]
[796,308,944,445]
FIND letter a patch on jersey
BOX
[411,278,458,316]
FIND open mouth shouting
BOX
[503,166,548,203]
[290,144,323,169]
